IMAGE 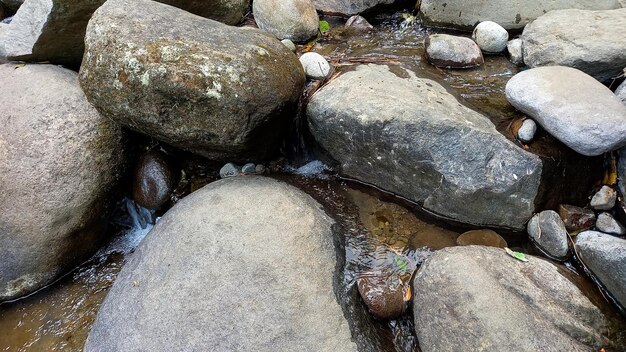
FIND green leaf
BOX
[319,20,331,34]
[394,256,409,272]
[505,247,528,262]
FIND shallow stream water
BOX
[1,10,625,352]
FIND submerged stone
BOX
[558,204,596,232]
[80,0,305,162]
[456,229,507,248]
[357,271,407,320]
[308,64,542,230]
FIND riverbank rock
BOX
[413,246,609,351]
[419,0,621,31]
[253,0,318,43]
[300,52,331,79]
[522,8,626,82]
[517,119,536,143]
[308,64,542,230]
[576,231,626,308]
[424,34,484,68]
[80,0,305,163]
[312,0,397,15]
[506,66,626,156]
[357,272,406,320]
[527,210,569,259]
[84,177,357,352]
[507,38,523,66]
[132,150,178,210]
[0,64,124,302]
[591,186,617,210]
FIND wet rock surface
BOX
[424,34,484,68]
[559,204,596,232]
[591,186,618,211]
[132,150,178,210]
[527,210,569,259]
[419,0,621,30]
[596,213,626,236]
[80,0,305,163]
[506,66,626,156]
[357,272,406,320]
[253,0,319,42]
[576,231,626,308]
[0,63,124,301]
[85,177,357,352]
[413,246,611,352]
[522,8,626,82]
[308,64,542,230]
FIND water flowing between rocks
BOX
[1,11,625,352]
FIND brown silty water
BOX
[1,11,624,352]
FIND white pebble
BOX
[517,119,537,143]
[299,52,331,80]
[472,21,509,53]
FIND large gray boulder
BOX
[576,231,626,308]
[522,8,626,82]
[312,0,398,15]
[0,0,249,66]
[0,64,124,302]
[308,64,542,230]
[84,177,357,352]
[413,246,609,351]
[80,0,305,162]
[419,0,621,31]
[0,0,106,66]
[506,66,626,156]
[253,0,319,43]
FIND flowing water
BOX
[1,10,625,352]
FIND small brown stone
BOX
[357,271,407,320]
[456,229,507,248]
[558,204,596,232]
[133,150,178,210]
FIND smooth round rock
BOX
[241,162,256,174]
[219,163,241,178]
[253,0,319,42]
[424,34,484,68]
[505,66,626,156]
[590,185,617,210]
[507,38,524,66]
[517,119,537,143]
[527,210,569,259]
[299,52,331,79]
[84,177,357,352]
[132,150,177,210]
[472,21,509,53]
[357,272,407,320]
[456,229,507,248]
[596,212,626,235]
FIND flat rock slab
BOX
[0,64,124,301]
[80,0,305,162]
[419,0,621,30]
[576,231,626,308]
[85,177,357,352]
[522,8,626,82]
[308,64,542,230]
[506,66,626,156]
[413,246,609,352]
